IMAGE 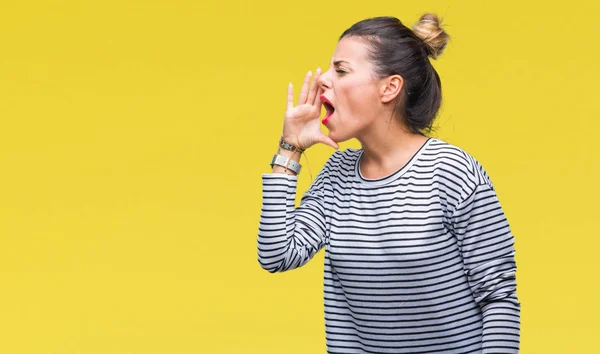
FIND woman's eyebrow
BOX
[333,60,351,66]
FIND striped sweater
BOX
[257,138,520,353]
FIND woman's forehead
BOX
[331,37,370,66]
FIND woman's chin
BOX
[327,130,350,145]
[325,127,335,139]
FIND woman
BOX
[258,14,520,353]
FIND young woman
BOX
[258,14,520,353]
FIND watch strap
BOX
[270,154,302,174]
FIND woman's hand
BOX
[282,69,339,151]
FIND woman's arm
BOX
[257,152,334,273]
[452,183,521,353]
[258,68,339,273]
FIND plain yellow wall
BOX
[1,0,598,353]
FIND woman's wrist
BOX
[270,136,304,175]
[271,147,302,175]
[279,136,305,154]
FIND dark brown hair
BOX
[340,14,450,134]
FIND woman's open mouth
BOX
[320,95,335,124]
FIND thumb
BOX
[316,134,340,151]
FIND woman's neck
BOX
[358,118,427,166]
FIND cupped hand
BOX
[281,69,339,151]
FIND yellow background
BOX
[1,0,598,353]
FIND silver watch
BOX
[270,154,302,174]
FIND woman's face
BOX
[318,36,384,143]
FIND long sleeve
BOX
[257,164,330,273]
[451,183,521,353]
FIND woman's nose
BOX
[317,69,331,89]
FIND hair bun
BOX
[412,13,450,59]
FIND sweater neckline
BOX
[354,138,434,186]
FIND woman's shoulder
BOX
[426,138,494,188]
[321,147,362,173]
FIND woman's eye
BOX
[336,69,346,75]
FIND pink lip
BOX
[320,95,332,105]
[320,95,334,125]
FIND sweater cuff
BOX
[262,173,298,182]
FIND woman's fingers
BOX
[313,87,324,110]
[287,69,321,118]
[297,70,312,105]
[286,82,294,112]
[306,68,321,105]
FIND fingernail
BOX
[317,67,321,73]
[308,70,312,76]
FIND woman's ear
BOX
[380,75,404,103]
